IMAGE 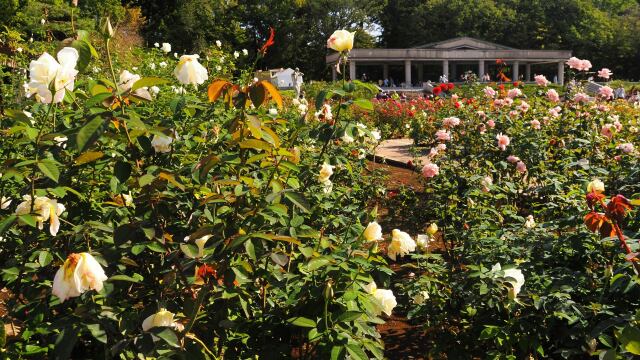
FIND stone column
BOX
[383,64,389,80]
[557,61,565,84]
[332,66,337,82]
[349,60,356,81]
[418,64,424,84]
[451,63,457,82]
[404,59,412,87]
[512,61,520,81]
[525,63,531,82]
[442,60,449,80]
[478,60,485,80]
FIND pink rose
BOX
[549,106,562,118]
[421,163,439,178]
[509,110,519,118]
[518,100,530,113]
[573,92,590,103]
[477,111,486,119]
[496,133,510,151]
[599,86,614,100]
[516,161,527,173]
[487,119,496,128]
[479,124,487,134]
[483,86,496,98]
[617,143,634,153]
[451,94,459,101]
[601,124,614,139]
[530,119,541,129]
[534,74,549,86]
[435,129,451,142]
[614,120,622,132]
[597,68,612,79]
[507,88,522,99]
[436,143,447,152]
[493,99,504,107]
[504,97,514,106]
[442,116,461,128]
[566,57,592,71]
[507,155,520,163]
[580,59,592,71]
[566,57,582,70]
[546,89,560,103]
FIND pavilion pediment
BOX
[414,37,515,50]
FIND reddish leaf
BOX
[258,81,283,109]
[207,80,232,103]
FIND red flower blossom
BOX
[259,27,275,55]
[433,86,442,95]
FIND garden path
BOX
[374,139,431,168]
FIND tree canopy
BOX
[3,0,640,79]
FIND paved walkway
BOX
[373,139,431,167]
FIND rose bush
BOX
[0,25,406,360]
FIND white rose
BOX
[151,134,174,153]
[318,163,334,183]
[363,222,382,241]
[180,234,212,258]
[524,215,535,228]
[159,61,168,68]
[342,133,354,143]
[327,30,355,52]
[149,63,156,70]
[154,42,159,48]
[150,86,160,96]
[52,252,108,302]
[216,40,222,48]
[416,234,431,250]
[142,308,178,331]
[174,54,209,86]
[118,70,151,100]
[1,196,12,210]
[370,130,381,142]
[234,51,239,59]
[15,195,65,236]
[161,42,171,53]
[373,288,397,316]
[503,268,525,299]
[413,290,430,305]
[27,47,79,103]
[388,229,416,261]
[242,49,248,56]
[269,108,278,116]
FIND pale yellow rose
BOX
[52,252,108,302]
[327,30,355,52]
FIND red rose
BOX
[447,83,454,90]
[433,86,442,95]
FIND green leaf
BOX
[153,327,180,348]
[71,40,93,72]
[38,251,53,267]
[0,215,17,234]
[353,98,374,111]
[54,326,79,360]
[315,90,328,110]
[131,77,169,92]
[335,311,362,323]
[239,139,272,152]
[249,84,266,108]
[109,274,143,283]
[599,349,616,360]
[114,161,132,183]
[287,317,316,328]
[85,92,113,108]
[283,191,310,213]
[38,159,60,182]
[621,326,640,354]
[307,257,331,271]
[85,324,107,344]
[346,344,368,360]
[76,116,107,152]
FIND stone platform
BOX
[372,139,431,168]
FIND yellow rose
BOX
[587,179,605,194]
